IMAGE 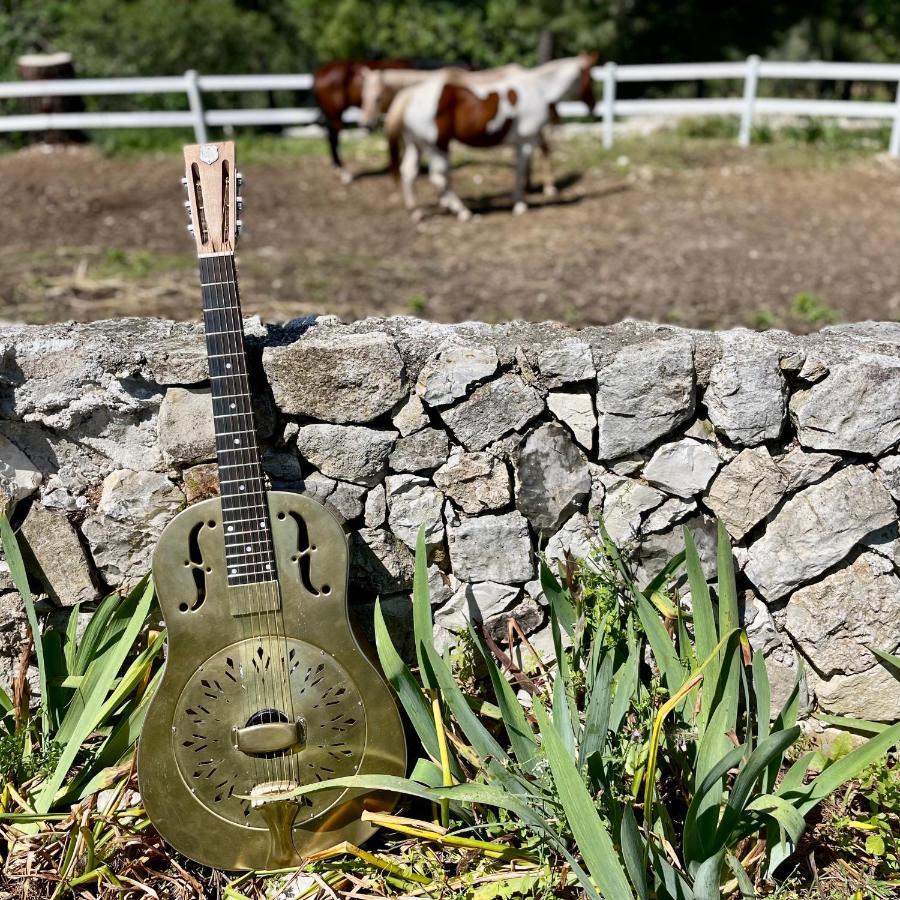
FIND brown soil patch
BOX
[1,138,898,330]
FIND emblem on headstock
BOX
[199,144,219,165]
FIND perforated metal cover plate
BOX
[173,637,365,829]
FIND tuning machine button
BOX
[235,219,243,235]
[235,171,243,187]
[187,224,194,234]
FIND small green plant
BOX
[287,524,900,898]
[791,291,840,326]
[0,512,164,889]
[405,292,428,315]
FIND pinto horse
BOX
[313,59,410,183]
[385,55,597,221]
[360,64,559,198]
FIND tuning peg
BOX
[236,195,244,208]
[186,224,194,234]
[180,176,189,188]
[235,171,243,187]
[183,200,191,211]
[235,219,243,234]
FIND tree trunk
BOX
[16,52,86,143]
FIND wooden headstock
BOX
[182,142,241,255]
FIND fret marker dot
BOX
[239,484,246,491]
[226,362,232,369]
[266,564,272,571]
[230,403,236,409]
[245,545,252,552]
[227,525,234,532]
[259,521,265,528]
[234,438,240,445]
[230,568,237,575]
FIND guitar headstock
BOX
[182,142,242,255]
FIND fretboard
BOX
[199,253,276,587]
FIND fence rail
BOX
[3,58,900,156]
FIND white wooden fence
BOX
[3,57,900,156]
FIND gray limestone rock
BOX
[263,331,406,423]
[813,665,900,722]
[385,474,445,549]
[433,450,511,514]
[545,513,598,568]
[157,387,215,465]
[790,354,900,455]
[745,466,896,601]
[596,339,695,459]
[785,552,900,678]
[537,340,595,387]
[437,581,521,631]
[877,454,900,502]
[364,484,387,528]
[634,513,718,587]
[440,374,544,451]
[705,332,787,446]
[707,445,842,541]
[81,469,184,587]
[21,504,98,606]
[515,423,590,536]
[0,432,42,514]
[643,438,721,498]
[644,497,696,534]
[392,395,429,436]
[416,345,498,407]
[389,428,450,474]
[447,511,533,583]
[547,390,594,451]
[349,528,415,595]
[600,474,665,546]
[295,424,395,486]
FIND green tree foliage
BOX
[1,0,898,81]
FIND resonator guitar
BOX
[138,141,406,871]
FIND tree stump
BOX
[16,52,86,143]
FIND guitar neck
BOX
[199,252,276,586]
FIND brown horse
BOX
[313,59,411,183]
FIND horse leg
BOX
[400,142,423,222]
[513,142,534,215]
[538,133,558,197]
[429,148,471,222]
[326,119,353,184]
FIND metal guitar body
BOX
[138,491,406,871]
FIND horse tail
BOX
[385,87,412,178]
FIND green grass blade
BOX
[867,645,900,680]
[540,560,576,638]
[620,805,650,900]
[817,714,887,736]
[691,848,725,900]
[0,512,48,737]
[782,722,900,816]
[713,726,800,848]
[469,625,538,771]
[684,526,715,662]
[534,700,635,900]
[412,527,438,692]
[33,578,154,814]
[752,652,770,747]
[609,645,639,734]
[635,591,684,694]
[581,652,613,766]
[374,598,440,764]
[724,851,756,898]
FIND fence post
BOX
[602,61,617,149]
[890,79,900,157]
[184,69,207,144]
[738,54,760,147]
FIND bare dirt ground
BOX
[1,131,899,331]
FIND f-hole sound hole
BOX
[245,708,288,759]
[288,511,322,596]
[179,521,208,613]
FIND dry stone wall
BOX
[1,315,899,721]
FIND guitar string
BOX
[219,250,290,790]
[213,251,298,790]
[207,252,273,790]
[205,252,269,793]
